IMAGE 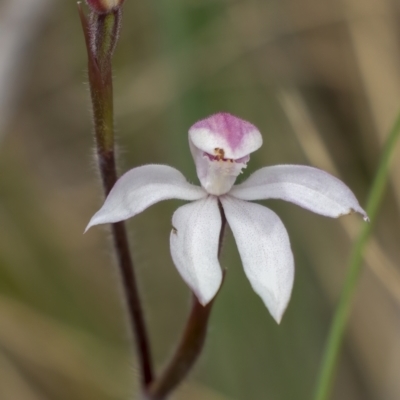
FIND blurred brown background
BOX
[0,0,399,399]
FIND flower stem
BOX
[313,111,400,400]
[218,200,227,258]
[146,202,227,400]
[146,295,215,400]
[78,3,153,387]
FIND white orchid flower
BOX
[86,113,367,323]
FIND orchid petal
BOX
[230,165,368,220]
[220,196,294,323]
[86,165,206,231]
[189,112,262,160]
[170,196,222,305]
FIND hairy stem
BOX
[78,4,154,387]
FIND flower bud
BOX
[86,0,125,14]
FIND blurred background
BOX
[1,0,400,399]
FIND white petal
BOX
[220,196,294,323]
[86,165,206,231]
[230,165,368,220]
[170,196,222,305]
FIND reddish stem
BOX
[78,3,154,387]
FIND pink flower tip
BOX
[85,0,125,13]
[189,112,263,160]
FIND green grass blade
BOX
[314,111,400,400]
